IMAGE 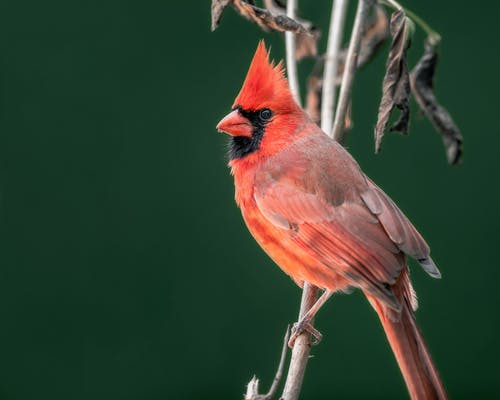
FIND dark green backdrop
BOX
[0,1,497,399]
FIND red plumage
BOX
[217,41,447,400]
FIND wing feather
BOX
[361,179,441,278]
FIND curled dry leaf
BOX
[344,101,353,131]
[375,9,411,153]
[233,0,298,32]
[263,0,320,60]
[305,63,353,129]
[305,59,324,123]
[295,26,320,60]
[212,0,312,35]
[336,6,389,83]
[357,7,389,69]
[211,0,319,59]
[411,42,463,164]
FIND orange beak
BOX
[216,109,253,138]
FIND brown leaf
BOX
[263,0,320,60]
[344,101,353,131]
[374,10,411,153]
[211,0,232,31]
[233,0,310,34]
[335,7,389,85]
[305,59,324,123]
[357,7,389,68]
[211,1,319,59]
[305,57,352,130]
[295,26,320,60]
[411,42,463,164]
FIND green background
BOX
[0,1,497,399]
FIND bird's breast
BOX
[237,192,348,291]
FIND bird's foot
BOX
[288,318,322,348]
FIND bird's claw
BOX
[288,318,323,348]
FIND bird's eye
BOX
[259,108,273,121]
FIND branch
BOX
[321,0,349,137]
[332,0,373,143]
[281,283,319,400]
[286,0,301,105]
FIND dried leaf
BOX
[357,7,389,68]
[233,0,311,34]
[306,58,353,129]
[305,59,324,123]
[295,26,320,60]
[344,101,353,131]
[335,7,389,85]
[411,42,463,164]
[212,0,318,59]
[263,0,320,60]
[211,0,232,31]
[305,57,352,129]
[375,10,411,153]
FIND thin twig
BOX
[244,327,291,400]
[286,0,301,105]
[332,0,373,143]
[281,283,319,400]
[265,326,290,399]
[380,0,441,45]
[321,0,349,137]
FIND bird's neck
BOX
[229,152,260,210]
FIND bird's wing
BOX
[254,135,439,309]
[360,178,440,278]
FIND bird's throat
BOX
[228,129,264,160]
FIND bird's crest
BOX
[233,41,297,113]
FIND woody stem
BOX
[332,0,373,144]
[321,0,349,136]
[281,282,319,400]
[286,0,302,105]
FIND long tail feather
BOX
[366,273,447,399]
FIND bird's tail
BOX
[366,271,447,400]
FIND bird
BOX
[216,41,447,400]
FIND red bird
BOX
[217,41,447,400]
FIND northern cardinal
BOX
[217,41,447,400]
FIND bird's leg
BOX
[288,289,334,348]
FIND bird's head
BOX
[217,41,304,161]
